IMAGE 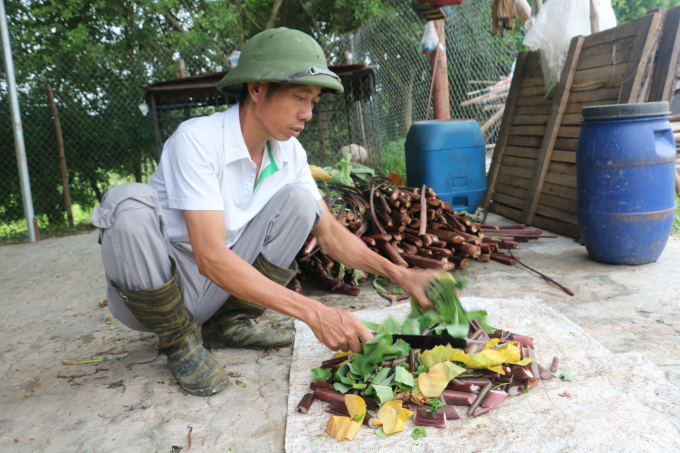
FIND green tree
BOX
[612,0,680,23]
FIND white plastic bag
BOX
[523,0,616,96]
[421,21,442,54]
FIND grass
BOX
[0,204,96,246]
[381,138,407,185]
[673,195,680,234]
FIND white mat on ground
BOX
[285,297,680,452]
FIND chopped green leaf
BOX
[333,382,351,393]
[372,367,391,385]
[362,320,381,332]
[337,264,347,282]
[236,380,246,388]
[377,315,402,334]
[106,319,117,324]
[375,429,396,439]
[311,367,332,382]
[379,374,394,387]
[394,366,414,388]
[392,288,407,295]
[412,427,427,440]
[353,414,364,423]
[372,384,394,405]
[425,397,445,413]
[229,446,236,451]
[561,372,573,382]
[334,364,350,381]
[401,317,421,335]
[373,277,388,295]
[352,269,367,287]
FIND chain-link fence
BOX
[0,0,517,241]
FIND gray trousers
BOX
[90,183,322,332]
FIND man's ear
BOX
[247,82,268,104]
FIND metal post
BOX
[0,0,36,242]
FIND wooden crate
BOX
[482,7,680,239]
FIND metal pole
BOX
[0,0,36,242]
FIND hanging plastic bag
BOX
[421,21,442,54]
[523,0,616,97]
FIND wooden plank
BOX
[561,113,582,125]
[499,165,536,180]
[582,18,643,48]
[491,192,525,209]
[542,182,578,201]
[567,87,621,103]
[531,215,581,238]
[554,137,579,151]
[552,150,576,163]
[571,65,626,92]
[535,204,578,224]
[648,6,680,101]
[508,125,547,137]
[494,183,529,200]
[576,42,633,71]
[564,100,617,114]
[507,136,543,147]
[548,161,577,176]
[497,174,532,189]
[619,12,662,103]
[577,36,635,62]
[538,192,578,213]
[515,95,555,107]
[505,146,540,159]
[501,156,538,169]
[481,51,531,211]
[522,76,548,88]
[519,85,550,97]
[512,114,551,125]
[545,172,577,187]
[557,125,581,138]
[489,202,524,222]
[522,36,584,224]
[516,105,553,115]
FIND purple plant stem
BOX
[551,357,559,373]
[297,393,315,414]
[409,349,416,372]
[481,389,508,409]
[446,383,480,393]
[442,390,477,406]
[467,381,493,416]
[325,402,350,417]
[507,384,525,396]
[537,363,554,380]
[414,408,447,428]
[473,407,491,418]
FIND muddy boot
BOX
[202,254,297,350]
[111,258,230,396]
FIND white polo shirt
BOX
[149,103,322,251]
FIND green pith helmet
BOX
[217,28,344,95]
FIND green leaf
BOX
[379,374,394,387]
[561,372,573,382]
[236,380,246,388]
[362,320,381,332]
[105,319,117,324]
[377,315,402,334]
[372,277,388,295]
[353,414,364,423]
[333,382,351,393]
[350,162,376,176]
[339,375,355,385]
[394,366,414,388]
[352,383,367,390]
[353,334,410,376]
[311,367,332,382]
[375,429,396,439]
[401,317,421,335]
[412,427,427,440]
[425,398,444,413]
[337,264,347,282]
[371,385,394,406]
[334,364,350,381]
[372,367,391,385]
[352,269,367,286]
[392,288,407,295]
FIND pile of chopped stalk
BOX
[296,274,562,440]
[294,158,556,298]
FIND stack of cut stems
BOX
[295,180,556,294]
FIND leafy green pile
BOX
[323,153,376,186]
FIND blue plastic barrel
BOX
[577,102,676,265]
[405,120,487,212]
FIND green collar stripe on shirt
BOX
[254,141,279,191]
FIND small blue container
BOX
[405,120,487,212]
[577,102,676,265]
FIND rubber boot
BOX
[111,258,230,396]
[202,254,297,350]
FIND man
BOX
[91,29,433,397]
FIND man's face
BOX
[250,82,322,141]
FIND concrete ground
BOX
[1,213,679,453]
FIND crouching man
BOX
[91,29,433,396]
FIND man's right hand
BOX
[306,305,374,353]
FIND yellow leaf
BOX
[326,416,361,441]
[386,171,404,187]
[418,345,455,368]
[310,165,332,181]
[376,400,402,422]
[418,361,465,397]
[332,351,352,359]
[399,408,415,423]
[483,338,500,350]
[344,394,366,422]
[410,392,429,406]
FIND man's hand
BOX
[307,305,375,353]
[392,267,438,310]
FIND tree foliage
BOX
[611,0,680,23]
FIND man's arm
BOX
[313,201,435,308]
[184,210,374,352]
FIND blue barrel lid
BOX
[582,102,670,120]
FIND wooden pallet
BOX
[482,7,680,239]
